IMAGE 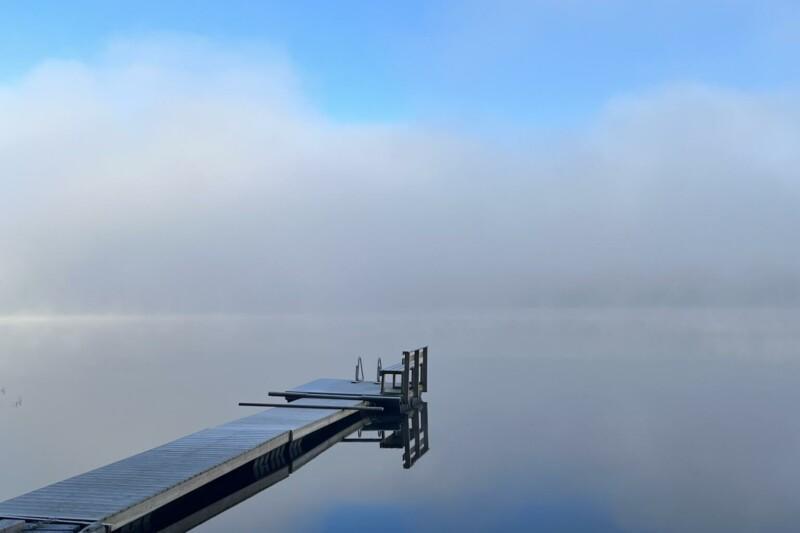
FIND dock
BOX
[0,348,429,532]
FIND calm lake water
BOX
[2,308,799,532]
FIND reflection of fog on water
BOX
[1,309,799,532]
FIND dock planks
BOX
[0,382,364,530]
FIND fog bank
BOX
[2,39,799,313]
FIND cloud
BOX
[1,38,799,314]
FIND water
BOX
[2,308,799,532]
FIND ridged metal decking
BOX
[0,347,430,532]
[0,381,375,530]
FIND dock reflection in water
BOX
[155,403,430,532]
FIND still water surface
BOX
[1,308,799,532]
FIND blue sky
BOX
[1,1,798,126]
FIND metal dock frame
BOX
[379,346,427,409]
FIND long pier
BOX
[0,348,429,532]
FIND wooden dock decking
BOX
[0,347,429,532]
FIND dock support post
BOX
[401,351,410,406]
[412,349,421,400]
[421,346,428,392]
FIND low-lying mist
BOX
[2,38,799,314]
